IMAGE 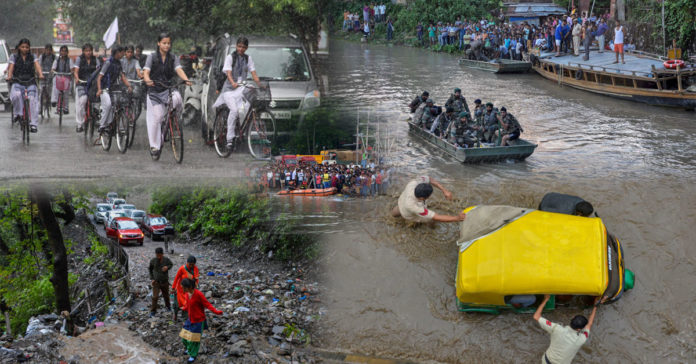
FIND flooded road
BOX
[0,105,262,181]
[291,41,696,363]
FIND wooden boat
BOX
[277,187,337,197]
[458,58,532,73]
[531,50,696,109]
[407,121,537,163]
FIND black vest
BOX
[14,53,35,82]
[149,51,175,93]
[55,57,71,73]
[77,55,98,81]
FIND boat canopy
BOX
[456,205,608,306]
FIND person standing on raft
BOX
[172,255,200,321]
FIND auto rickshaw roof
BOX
[456,206,608,306]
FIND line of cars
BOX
[93,192,174,246]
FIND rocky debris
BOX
[123,237,323,363]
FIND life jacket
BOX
[77,55,98,82]
[13,53,36,82]
[149,51,176,93]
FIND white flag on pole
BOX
[103,17,118,49]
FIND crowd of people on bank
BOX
[413,9,629,63]
[342,3,393,41]
[408,89,523,148]
[250,160,393,197]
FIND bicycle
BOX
[98,88,130,153]
[53,72,72,128]
[39,76,51,119]
[126,79,142,148]
[9,77,36,144]
[150,81,186,163]
[77,79,100,145]
[212,82,276,160]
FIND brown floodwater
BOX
[273,40,696,363]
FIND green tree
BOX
[0,0,56,47]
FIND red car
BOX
[140,214,175,240]
[106,217,144,246]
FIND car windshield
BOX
[150,217,167,225]
[118,221,139,229]
[122,205,135,210]
[243,47,310,81]
[97,205,112,212]
[107,193,117,198]
[132,211,145,217]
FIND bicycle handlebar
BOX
[53,72,72,76]
[151,80,189,89]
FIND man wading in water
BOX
[391,176,466,223]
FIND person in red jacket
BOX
[178,278,222,362]
[171,255,199,321]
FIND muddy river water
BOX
[277,41,696,363]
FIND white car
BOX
[0,39,10,111]
[105,192,119,204]
[111,198,126,210]
[130,210,146,225]
[120,204,136,216]
[94,203,113,224]
[105,210,128,228]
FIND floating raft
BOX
[407,121,537,163]
[458,58,532,73]
[277,187,337,197]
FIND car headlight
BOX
[302,90,320,109]
[118,234,123,239]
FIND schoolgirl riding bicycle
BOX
[6,38,45,133]
[121,45,143,80]
[51,45,73,115]
[96,46,132,134]
[142,32,192,157]
[73,43,101,132]
[212,36,264,150]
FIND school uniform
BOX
[212,52,255,143]
[9,53,40,127]
[72,55,101,127]
[51,57,73,110]
[144,51,184,150]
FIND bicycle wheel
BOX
[100,121,113,151]
[169,111,184,163]
[247,108,276,160]
[213,108,231,158]
[115,111,129,153]
[126,103,136,147]
[58,92,63,127]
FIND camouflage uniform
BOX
[500,113,522,135]
[409,96,426,113]
[413,103,427,126]
[420,106,438,130]
[482,108,500,142]
[429,111,453,136]
[445,94,470,114]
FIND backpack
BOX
[216,51,248,91]
[86,62,103,103]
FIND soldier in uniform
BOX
[409,90,429,113]
[417,98,434,127]
[429,106,454,137]
[472,99,485,124]
[421,100,440,131]
[444,88,470,114]
[495,106,523,146]
[481,102,499,142]
[446,111,479,147]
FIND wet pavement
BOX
[0,104,263,181]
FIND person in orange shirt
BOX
[171,255,199,321]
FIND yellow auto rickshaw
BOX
[455,206,634,314]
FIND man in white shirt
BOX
[533,294,605,364]
[391,176,466,224]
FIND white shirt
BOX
[614,26,624,44]
[538,317,589,364]
[397,176,436,223]
[222,53,256,84]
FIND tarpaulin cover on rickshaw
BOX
[455,205,608,306]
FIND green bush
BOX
[150,188,317,261]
